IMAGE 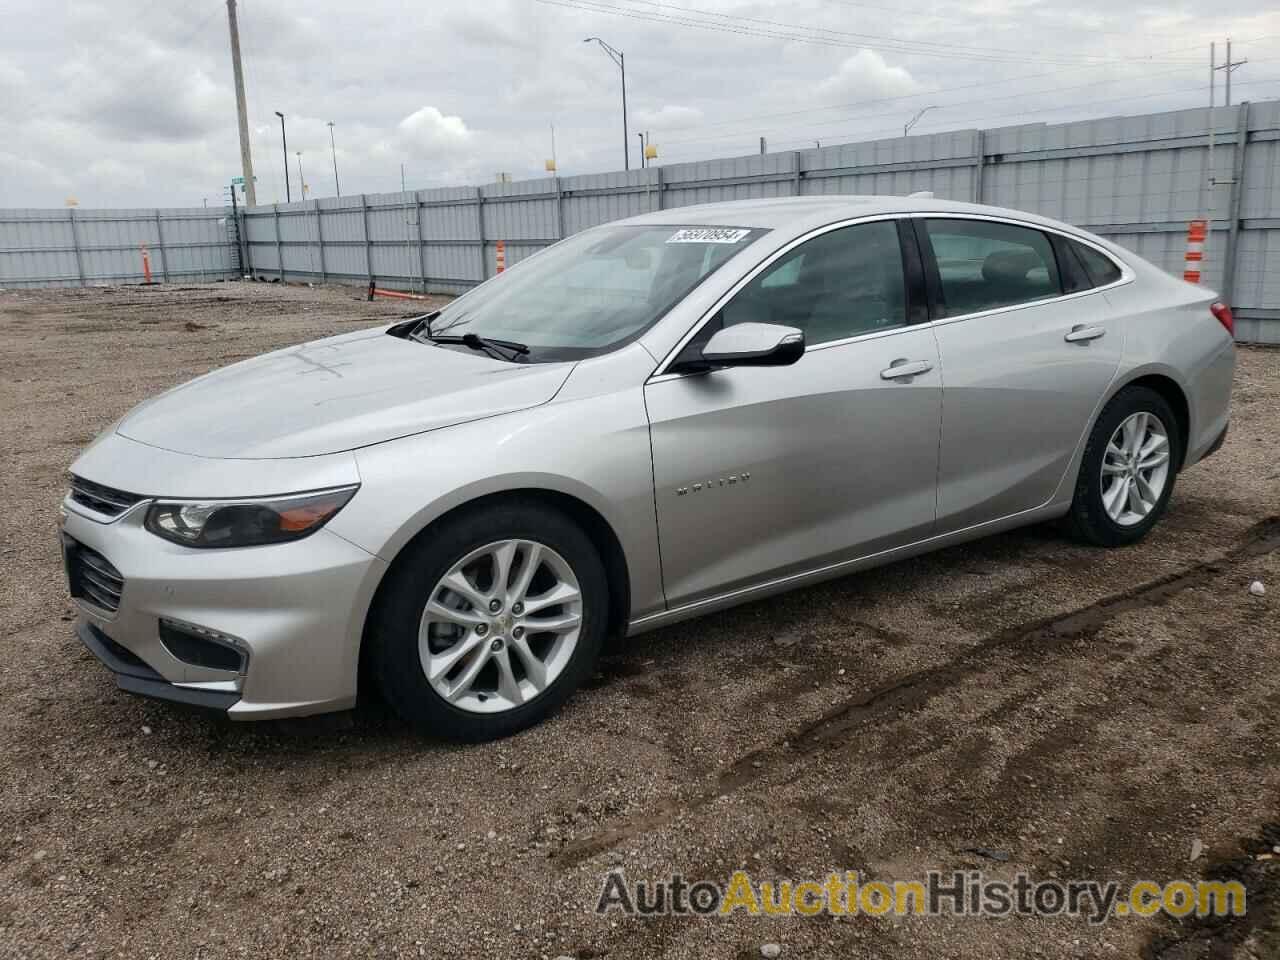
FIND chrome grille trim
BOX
[69,475,145,519]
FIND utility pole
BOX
[327,121,340,197]
[274,111,290,202]
[296,152,306,199]
[1208,42,1216,207]
[226,0,257,206]
[1213,38,1247,106]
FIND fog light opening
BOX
[159,619,249,675]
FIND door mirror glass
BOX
[701,322,805,367]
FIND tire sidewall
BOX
[1074,386,1182,546]
[369,501,608,741]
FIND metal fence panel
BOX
[3,104,1279,340]
[0,206,235,287]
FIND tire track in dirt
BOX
[1145,822,1280,959]
[555,517,1280,868]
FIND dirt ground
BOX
[1,282,1277,960]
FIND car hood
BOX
[116,327,575,459]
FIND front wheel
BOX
[367,500,609,741]
[1066,385,1181,547]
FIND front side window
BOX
[417,224,766,362]
[923,219,1061,316]
[720,220,908,346]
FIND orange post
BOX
[368,287,432,301]
[1183,220,1207,284]
[495,239,506,274]
[140,244,153,284]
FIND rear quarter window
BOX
[1070,240,1123,287]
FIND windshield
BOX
[420,224,767,361]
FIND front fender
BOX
[329,389,664,620]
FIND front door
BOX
[644,218,943,609]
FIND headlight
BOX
[144,485,358,548]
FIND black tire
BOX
[1066,385,1182,547]
[367,499,608,741]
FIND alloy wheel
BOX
[1100,411,1171,527]
[419,539,583,714]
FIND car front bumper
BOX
[62,496,388,720]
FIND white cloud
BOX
[395,106,474,154]
[815,49,921,103]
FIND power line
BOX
[594,0,1200,64]
[624,37,1222,142]
[534,0,1198,66]
[659,63,1204,148]
[663,74,1280,160]
[815,0,1190,40]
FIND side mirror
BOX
[701,322,805,368]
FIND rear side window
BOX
[1070,240,1123,287]
[923,219,1061,316]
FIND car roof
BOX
[620,195,1091,239]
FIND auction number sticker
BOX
[666,228,751,244]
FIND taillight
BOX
[1210,302,1234,336]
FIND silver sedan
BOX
[62,197,1235,740]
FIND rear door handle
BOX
[880,359,933,380]
[1065,324,1106,343]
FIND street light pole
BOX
[274,111,291,202]
[904,105,938,138]
[584,37,629,171]
[327,121,340,197]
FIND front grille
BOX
[69,475,145,518]
[63,536,126,613]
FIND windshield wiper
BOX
[429,332,530,363]
[402,310,529,361]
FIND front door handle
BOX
[1065,324,1106,343]
[880,358,933,381]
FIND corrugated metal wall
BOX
[0,207,237,287]
[3,102,1278,341]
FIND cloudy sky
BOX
[1,0,1277,208]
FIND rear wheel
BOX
[368,501,608,740]
[1066,385,1181,547]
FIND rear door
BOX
[644,218,942,608]
[917,216,1124,533]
